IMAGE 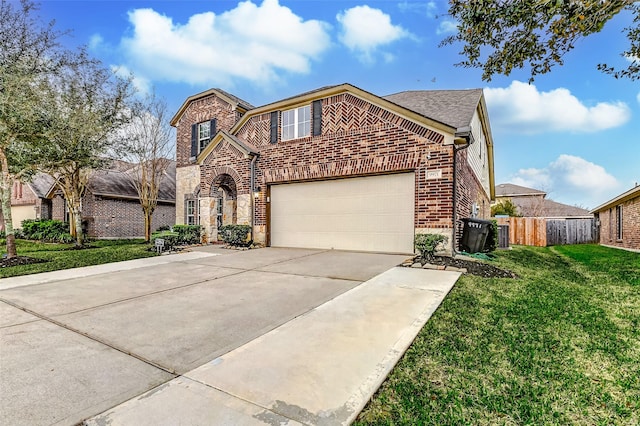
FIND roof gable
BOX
[228,83,461,140]
[198,129,258,164]
[171,88,254,126]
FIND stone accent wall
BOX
[598,195,640,250]
[176,165,201,225]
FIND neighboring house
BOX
[494,183,591,218]
[590,184,640,251]
[171,83,495,253]
[2,161,176,238]
[1,174,56,230]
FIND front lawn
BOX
[356,244,640,425]
[0,239,157,278]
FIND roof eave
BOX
[228,83,457,137]
[171,88,251,127]
[196,129,258,164]
[590,185,640,213]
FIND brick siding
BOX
[10,181,38,206]
[50,191,174,238]
[598,195,640,250]
[175,93,243,167]
[175,89,492,247]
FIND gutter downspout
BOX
[452,126,474,256]
[249,154,257,243]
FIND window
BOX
[616,205,623,240]
[198,121,211,152]
[186,199,198,225]
[282,105,310,141]
[190,119,216,158]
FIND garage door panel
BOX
[270,173,415,253]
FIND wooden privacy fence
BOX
[495,217,596,247]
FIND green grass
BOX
[355,244,640,426]
[0,239,158,278]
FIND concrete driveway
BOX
[2,247,443,426]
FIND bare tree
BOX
[36,58,134,246]
[0,0,78,257]
[120,92,174,242]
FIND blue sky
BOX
[37,0,639,209]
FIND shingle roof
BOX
[383,89,483,129]
[495,183,547,197]
[213,88,255,110]
[28,173,55,198]
[87,160,176,203]
[541,199,591,217]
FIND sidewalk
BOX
[85,266,460,425]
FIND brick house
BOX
[591,184,640,251]
[171,83,495,253]
[494,183,592,217]
[0,174,55,230]
[2,161,176,239]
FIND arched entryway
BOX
[210,173,238,240]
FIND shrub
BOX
[218,224,252,247]
[484,220,499,252]
[151,231,180,251]
[21,219,73,243]
[172,225,202,245]
[415,233,448,262]
[155,225,171,232]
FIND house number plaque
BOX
[426,169,442,180]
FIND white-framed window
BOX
[198,121,211,152]
[186,199,198,225]
[281,105,310,141]
[616,205,623,240]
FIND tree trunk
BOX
[0,155,17,258]
[143,206,152,243]
[69,203,83,247]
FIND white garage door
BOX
[270,173,415,253]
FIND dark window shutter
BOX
[210,118,217,137]
[312,100,322,136]
[270,111,278,144]
[190,124,198,157]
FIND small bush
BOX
[219,224,252,247]
[415,233,448,262]
[172,225,202,245]
[155,225,171,232]
[484,220,499,252]
[21,219,72,243]
[151,231,180,251]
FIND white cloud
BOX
[436,19,457,35]
[336,5,410,63]
[118,0,330,87]
[111,65,151,95]
[398,1,437,18]
[485,80,631,134]
[637,92,640,104]
[89,34,104,50]
[510,154,620,207]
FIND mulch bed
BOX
[410,255,518,278]
[0,256,48,268]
